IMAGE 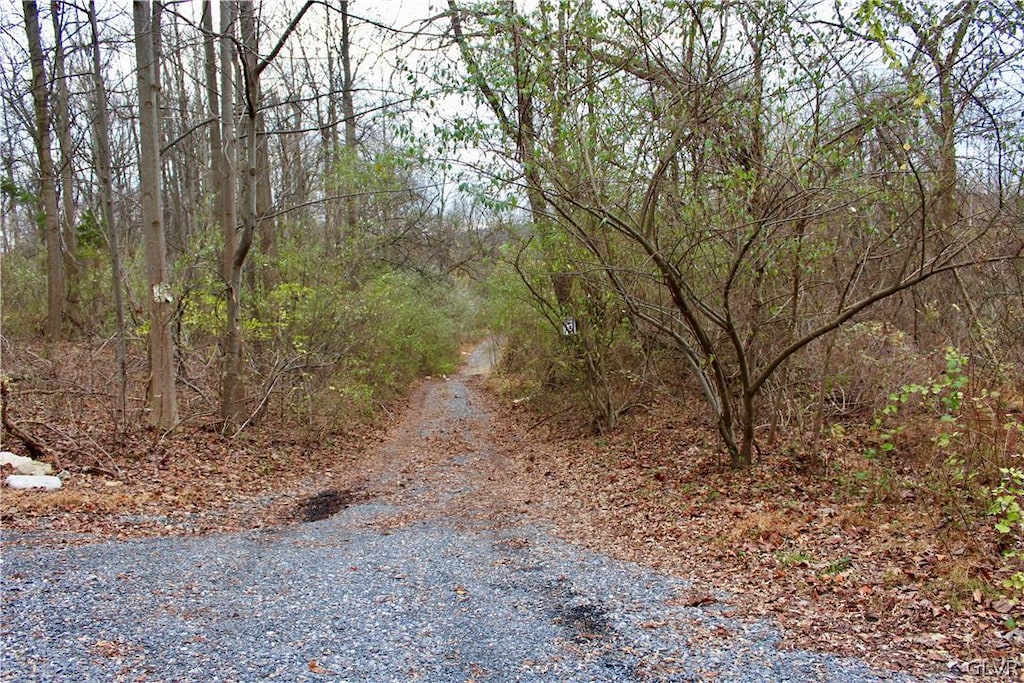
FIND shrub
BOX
[480,258,664,431]
[0,249,46,337]
[243,265,466,433]
[990,466,1024,595]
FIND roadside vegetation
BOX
[452,0,1024,669]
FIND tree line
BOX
[3,1,492,438]
[444,0,1023,467]
[2,0,1022,470]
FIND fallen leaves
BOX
[308,659,331,674]
[0,403,390,544]
[670,593,717,608]
[92,638,137,659]
[492,394,1024,679]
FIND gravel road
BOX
[1,342,920,682]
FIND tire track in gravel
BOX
[0,341,928,682]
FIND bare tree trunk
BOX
[219,1,238,284]
[202,1,222,210]
[1,147,14,253]
[88,0,128,423]
[340,0,358,235]
[256,89,275,290]
[219,0,317,429]
[134,0,178,429]
[23,1,65,343]
[164,14,188,258]
[51,1,80,327]
[221,0,257,428]
[323,15,340,247]
[284,99,307,225]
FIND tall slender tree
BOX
[88,0,128,422]
[220,0,320,429]
[339,0,358,235]
[134,0,178,429]
[23,1,64,343]
[51,1,79,324]
[219,1,238,284]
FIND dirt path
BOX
[337,341,533,528]
[1,345,922,681]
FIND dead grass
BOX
[2,488,133,514]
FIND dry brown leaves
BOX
[0,341,397,544]
[490,396,1024,679]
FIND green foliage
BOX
[180,286,225,343]
[75,208,107,253]
[989,466,1024,594]
[315,271,463,420]
[864,346,1019,482]
[70,208,118,334]
[480,240,659,430]
[991,468,1024,537]
[244,234,468,426]
[1,177,38,206]
[479,257,556,375]
[775,549,814,566]
[867,347,969,462]
[356,270,463,384]
[248,281,318,345]
[852,0,901,65]
[167,209,471,427]
[823,555,854,576]
[862,347,987,521]
[177,231,229,346]
[0,249,46,336]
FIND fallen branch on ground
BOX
[1,379,61,469]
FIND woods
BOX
[3,1,479,434]
[1,0,1021,454]
[1,0,1023,660]
[445,0,1023,468]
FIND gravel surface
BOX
[1,344,923,682]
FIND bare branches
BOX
[450,0,1023,467]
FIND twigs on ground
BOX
[1,379,60,468]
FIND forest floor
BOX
[1,339,1021,679]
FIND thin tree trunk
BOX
[88,0,128,423]
[165,15,187,258]
[1,148,14,253]
[340,0,358,235]
[221,0,258,427]
[134,0,178,429]
[285,100,307,225]
[23,0,65,343]
[255,90,275,289]
[202,1,222,207]
[219,0,317,428]
[51,1,80,326]
[324,15,339,247]
[219,0,238,283]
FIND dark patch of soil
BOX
[555,602,610,641]
[299,488,365,522]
